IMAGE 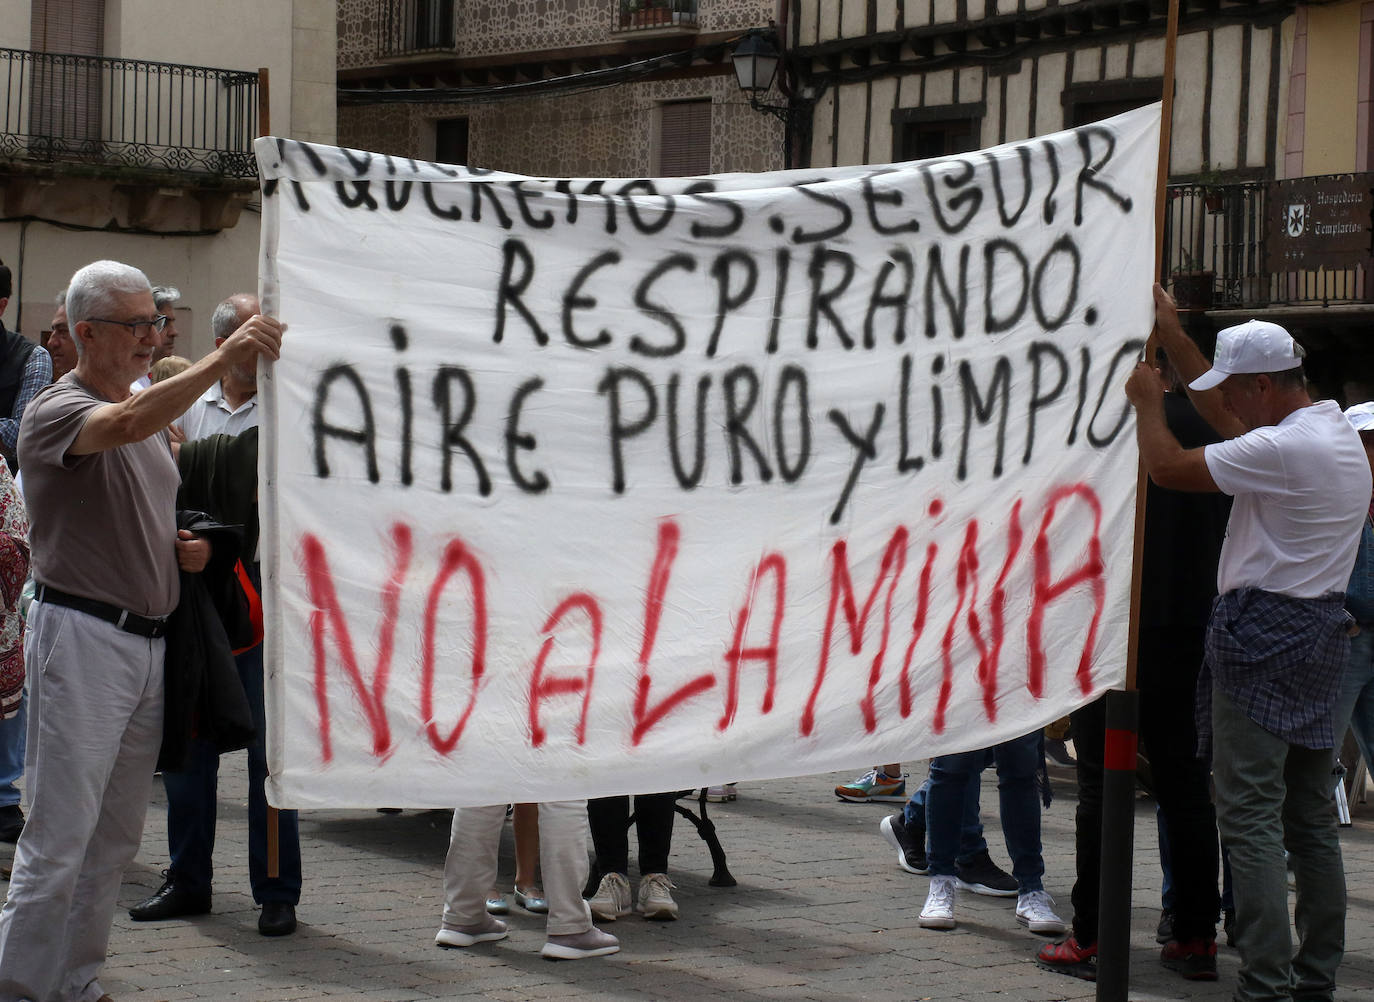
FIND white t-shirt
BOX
[178,380,258,441]
[1204,400,1371,597]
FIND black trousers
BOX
[587,792,676,876]
[1070,627,1220,944]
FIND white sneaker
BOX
[1016,890,1067,935]
[588,872,632,922]
[541,926,620,960]
[636,872,679,920]
[919,875,957,929]
[435,915,508,947]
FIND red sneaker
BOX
[1160,938,1218,981]
[1036,936,1097,981]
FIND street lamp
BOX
[731,25,819,169]
[731,28,787,123]
[732,29,781,101]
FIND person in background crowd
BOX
[881,765,1018,896]
[151,286,181,363]
[1124,285,1367,1002]
[175,294,259,441]
[1333,401,1374,791]
[0,264,49,849]
[128,292,301,937]
[1040,348,1228,981]
[917,730,1065,937]
[437,801,618,960]
[0,463,28,847]
[150,356,192,384]
[587,794,680,921]
[42,291,75,382]
[0,259,281,1002]
[485,804,548,917]
[0,259,53,475]
[130,285,182,393]
[834,764,906,803]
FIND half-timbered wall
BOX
[793,1,1293,179]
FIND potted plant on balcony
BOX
[627,0,672,27]
[1170,250,1215,310]
[1196,164,1227,213]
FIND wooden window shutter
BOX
[658,100,711,177]
[30,0,105,145]
[32,0,105,55]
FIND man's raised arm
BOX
[71,315,282,455]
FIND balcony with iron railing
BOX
[614,0,699,33]
[0,47,258,181]
[1161,176,1374,311]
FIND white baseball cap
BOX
[1188,319,1305,391]
[1346,401,1374,433]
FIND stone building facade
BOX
[337,0,785,177]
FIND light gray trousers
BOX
[0,603,164,1002]
[441,800,593,937]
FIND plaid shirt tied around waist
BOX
[1196,587,1352,756]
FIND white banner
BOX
[257,104,1159,808]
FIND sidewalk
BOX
[67,762,1374,1000]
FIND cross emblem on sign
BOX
[1286,201,1308,237]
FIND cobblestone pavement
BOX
[29,761,1373,1001]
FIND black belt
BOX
[34,584,169,639]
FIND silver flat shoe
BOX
[485,893,510,914]
[514,886,548,914]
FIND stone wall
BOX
[340,0,774,71]
[339,72,784,176]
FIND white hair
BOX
[152,284,181,311]
[211,293,257,341]
[65,260,152,357]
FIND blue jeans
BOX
[1212,686,1344,1002]
[903,762,990,863]
[926,731,1045,893]
[0,698,24,808]
[162,641,301,904]
[1332,627,1374,775]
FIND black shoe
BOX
[954,851,1018,897]
[1045,738,1077,767]
[128,873,211,921]
[1156,908,1174,943]
[259,901,297,936]
[879,813,928,874]
[0,804,23,843]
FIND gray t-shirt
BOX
[18,372,180,617]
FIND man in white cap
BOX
[1124,285,1369,1002]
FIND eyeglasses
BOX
[87,315,168,335]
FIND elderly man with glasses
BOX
[0,260,282,1002]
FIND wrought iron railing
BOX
[0,47,258,178]
[379,0,456,58]
[1162,179,1374,309]
[615,0,699,32]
